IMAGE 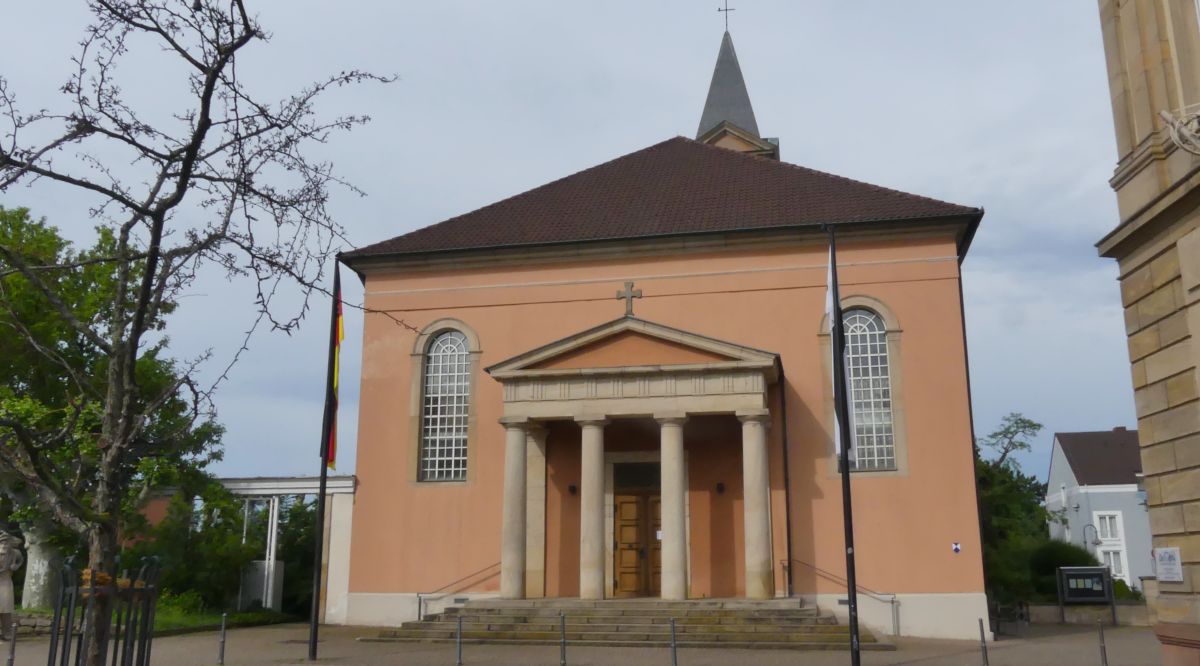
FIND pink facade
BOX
[342,230,988,637]
[338,31,989,639]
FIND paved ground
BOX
[5,622,1164,665]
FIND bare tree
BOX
[0,1,388,661]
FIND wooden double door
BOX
[614,493,662,598]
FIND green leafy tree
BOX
[276,496,316,616]
[125,475,258,610]
[979,413,1043,470]
[975,413,1049,603]
[0,207,223,581]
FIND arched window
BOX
[843,309,896,470]
[419,330,471,481]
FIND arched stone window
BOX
[419,330,471,481]
[842,308,895,470]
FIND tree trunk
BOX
[83,523,117,666]
[19,523,60,609]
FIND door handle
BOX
[638,547,647,559]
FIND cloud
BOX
[2,1,1136,481]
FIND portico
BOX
[487,316,780,601]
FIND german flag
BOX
[320,264,344,470]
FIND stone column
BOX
[657,414,688,600]
[739,411,774,600]
[500,418,528,599]
[524,425,549,599]
[577,416,609,600]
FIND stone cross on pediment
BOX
[616,281,643,316]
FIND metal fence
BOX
[46,556,162,666]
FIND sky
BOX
[1,1,1135,481]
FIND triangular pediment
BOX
[529,330,733,370]
[486,317,778,380]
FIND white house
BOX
[1045,428,1152,590]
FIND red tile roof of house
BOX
[343,136,981,260]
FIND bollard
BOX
[559,611,566,666]
[5,619,16,666]
[670,617,678,666]
[456,614,463,666]
[1098,619,1108,666]
[218,612,227,665]
[978,617,989,666]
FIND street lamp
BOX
[1082,523,1103,547]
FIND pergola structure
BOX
[219,475,355,611]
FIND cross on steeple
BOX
[718,1,735,31]
[616,281,643,317]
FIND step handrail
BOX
[784,559,900,636]
[416,561,500,620]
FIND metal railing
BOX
[784,559,900,636]
[415,561,500,621]
[47,556,162,666]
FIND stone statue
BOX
[0,532,24,641]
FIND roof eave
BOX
[341,212,983,271]
[956,208,985,264]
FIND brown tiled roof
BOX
[344,136,981,259]
[1056,429,1143,486]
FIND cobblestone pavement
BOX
[5,622,1164,665]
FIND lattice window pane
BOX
[843,309,896,470]
[1098,514,1120,541]
[419,331,470,481]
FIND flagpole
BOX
[309,262,342,661]
[827,227,862,665]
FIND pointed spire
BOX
[696,31,760,139]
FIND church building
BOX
[335,32,989,641]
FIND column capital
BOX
[499,415,530,429]
[654,412,688,426]
[737,410,772,426]
[525,423,548,441]
[574,415,610,427]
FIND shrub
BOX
[125,477,260,611]
[1028,540,1100,600]
[1113,579,1144,601]
[157,590,205,615]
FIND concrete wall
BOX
[1028,603,1151,627]
[322,493,355,624]
[811,592,991,640]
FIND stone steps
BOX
[391,622,851,635]
[365,637,892,650]
[378,631,861,642]
[371,599,893,651]
[431,615,834,627]
[463,599,806,610]
[442,608,828,621]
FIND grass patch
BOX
[19,605,293,634]
[153,608,292,634]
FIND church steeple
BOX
[697,31,759,139]
[696,32,778,159]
